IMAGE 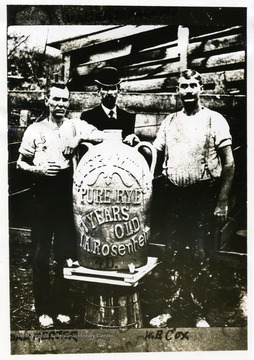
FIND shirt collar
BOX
[101,104,117,117]
[44,117,67,130]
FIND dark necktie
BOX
[109,110,116,120]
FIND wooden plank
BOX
[135,126,157,140]
[74,68,245,94]
[125,93,246,114]
[122,76,179,92]
[190,50,245,69]
[125,45,179,68]
[70,72,244,94]
[117,93,179,112]
[88,44,132,63]
[178,25,189,71]
[189,33,245,56]
[139,39,178,53]
[59,25,166,53]
[63,54,71,82]
[224,69,245,82]
[76,62,104,77]
[120,78,169,92]
[135,113,157,128]
[9,91,245,116]
[8,91,44,104]
[88,46,166,67]
[74,44,132,73]
[200,94,246,113]
[76,57,179,83]
[64,274,136,287]
[199,69,245,94]
[68,91,245,114]
[132,48,167,63]
[68,92,100,111]
[201,69,245,85]
[74,44,178,82]
[63,257,159,286]
[120,61,180,81]
[189,26,243,43]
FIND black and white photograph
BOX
[2,1,253,357]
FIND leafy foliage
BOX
[8,31,62,90]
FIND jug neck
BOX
[103,129,122,141]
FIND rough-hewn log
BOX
[120,78,169,92]
[190,50,245,69]
[189,33,245,56]
[58,25,166,54]
[118,69,245,93]
[8,91,246,115]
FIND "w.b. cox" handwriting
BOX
[144,328,189,341]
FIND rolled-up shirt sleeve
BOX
[72,118,103,141]
[18,124,37,158]
[212,112,232,149]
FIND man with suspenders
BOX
[151,69,235,326]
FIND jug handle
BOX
[79,141,94,151]
[135,141,157,175]
[74,142,95,169]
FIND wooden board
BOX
[189,33,245,56]
[59,25,167,53]
[63,256,159,287]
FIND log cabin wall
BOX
[55,24,246,147]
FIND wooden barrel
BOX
[84,286,142,329]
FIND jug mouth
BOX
[103,129,122,140]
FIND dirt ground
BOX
[9,228,247,331]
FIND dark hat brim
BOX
[95,79,122,87]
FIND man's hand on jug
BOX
[123,134,140,146]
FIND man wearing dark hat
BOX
[80,67,139,145]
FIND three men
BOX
[16,68,235,329]
[17,82,103,329]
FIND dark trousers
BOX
[150,176,221,320]
[151,176,220,260]
[31,168,77,316]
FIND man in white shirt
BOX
[152,69,235,255]
[17,82,104,329]
[150,69,235,327]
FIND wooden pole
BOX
[178,25,189,72]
